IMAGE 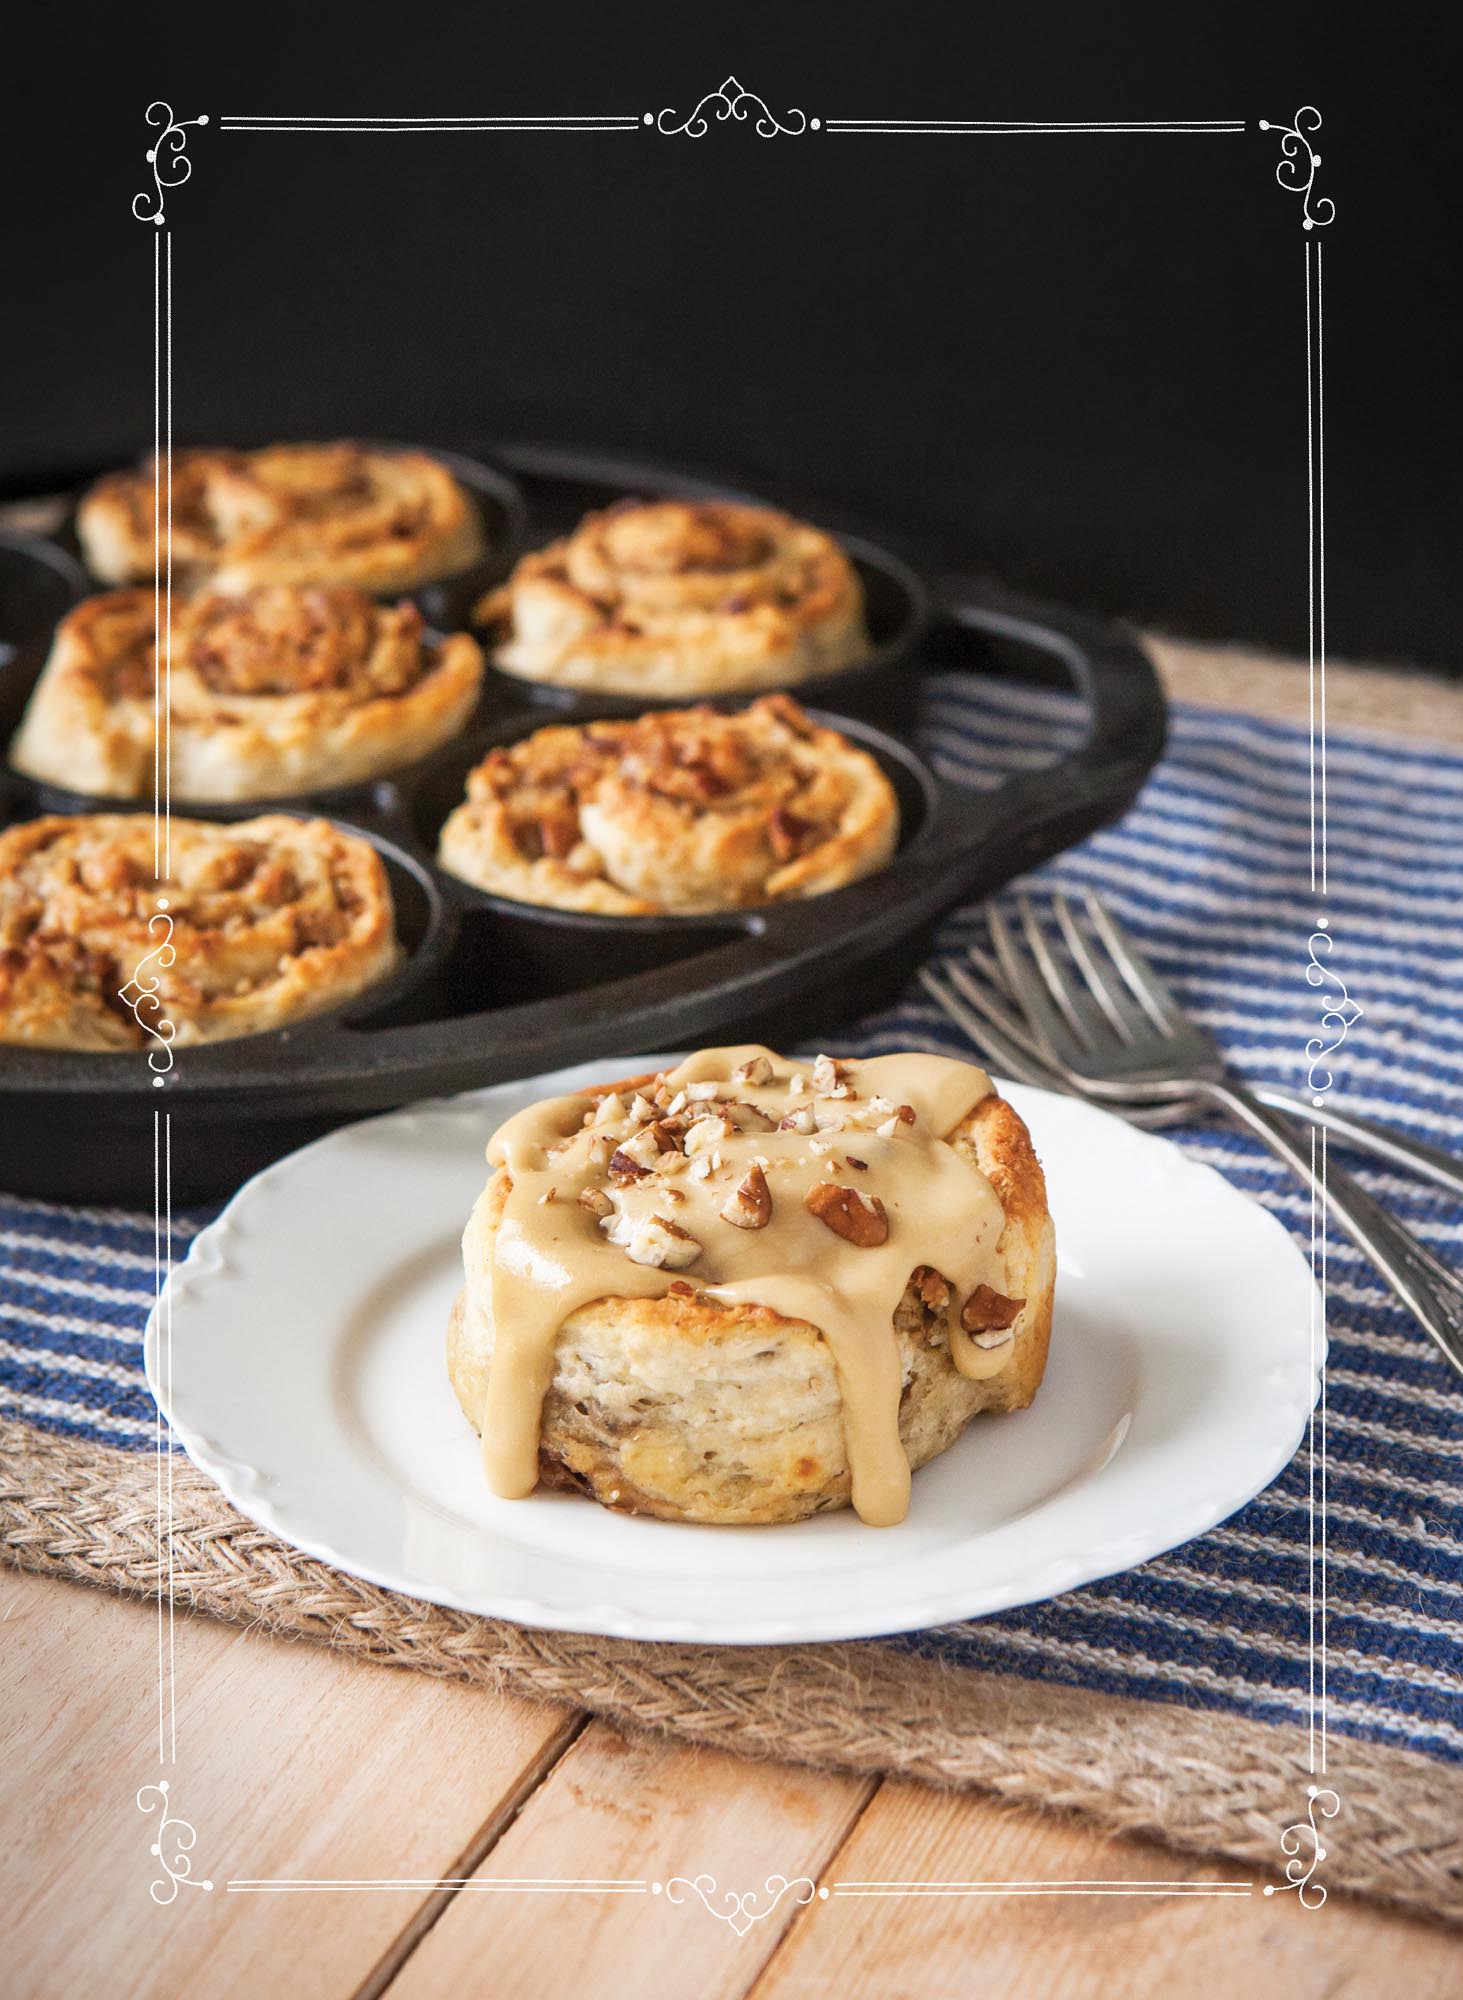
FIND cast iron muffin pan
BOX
[0,446,1166,1200]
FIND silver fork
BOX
[921,944,1463,1198]
[970,891,1463,1377]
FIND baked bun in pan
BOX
[0,813,398,1050]
[449,1044,1055,1526]
[477,498,870,699]
[77,442,487,597]
[9,585,483,802]
[436,693,899,915]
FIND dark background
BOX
[5,4,1456,668]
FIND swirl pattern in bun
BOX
[9,585,483,801]
[449,1045,1056,1526]
[436,694,898,914]
[77,442,487,596]
[478,498,870,697]
[0,814,398,1050]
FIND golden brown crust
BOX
[77,443,486,596]
[9,585,482,801]
[479,499,870,698]
[447,1067,1056,1524]
[436,694,898,914]
[0,813,399,1050]
[962,1092,1056,1413]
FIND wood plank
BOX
[0,1567,579,2000]
[750,1780,1463,2000]
[385,1721,876,1999]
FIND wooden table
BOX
[4,1563,1458,1999]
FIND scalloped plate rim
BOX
[146,1057,1324,1645]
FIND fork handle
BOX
[1199,1079,1463,1377]
[1249,1086,1463,1202]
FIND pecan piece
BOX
[611,1212,702,1270]
[810,1052,848,1094]
[805,1182,889,1247]
[960,1284,1025,1345]
[910,1264,950,1311]
[538,807,580,859]
[720,1163,772,1231]
[608,1147,651,1185]
[732,1053,774,1086]
[577,1186,614,1218]
[769,808,813,862]
[722,1098,777,1133]
[683,1114,734,1157]
[614,1124,666,1171]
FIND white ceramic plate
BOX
[147,1057,1322,1645]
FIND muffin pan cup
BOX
[423,441,931,727]
[0,448,1166,1200]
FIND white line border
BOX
[133,99,1337,1922]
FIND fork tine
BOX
[944,959,1048,1065]
[987,903,1086,1066]
[1051,891,1152,1046]
[1016,893,1114,1052]
[962,939,1016,1001]
[922,964,1201,1131]
[1081,892,1185,1032]
[918,968,1057,1091]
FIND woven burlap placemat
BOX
[4,639,1461,1925]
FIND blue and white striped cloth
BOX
[3,675,1460,1767]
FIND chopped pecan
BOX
[811,1053,847,1093]
[615,1126,665,1171]
[722,1099,777,1133]
[778,1105,816,1135]
[960,1284,1025,1343]
[608,1147,651,1185]
[910,1264,950,1311]
[768,808,814,863]
[577,1186,614,1218]
[805,1182,889,1247]
[537,807,579,859]
[683,1114,733,1157]
[720,1163,772,1231]
[608,1211,702,1270]
[732,1053,774,1086]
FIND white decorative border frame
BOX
[128,89,1344,1924]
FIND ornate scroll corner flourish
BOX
[660,1873,818,1936]
[1305,926,1362,1096]
[1264,1785,1340,1907]
[137,1781,214,1903]
[132,102,210,225]
[1258,107,1334,229]
[654,76,812,138]
[117,908,177,1077]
